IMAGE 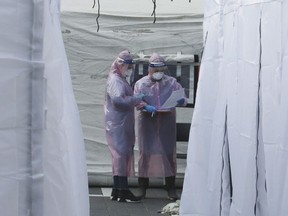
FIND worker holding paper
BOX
[134,53,187,200]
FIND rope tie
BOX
[92,0,101,32]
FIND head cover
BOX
[149,53,166,68]
[117,50,135,64]
[110,50,134,76]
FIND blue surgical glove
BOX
[177,98,185,106]
[144,105,157,113]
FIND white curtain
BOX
[180,0,288,215]
[0,0,89,216]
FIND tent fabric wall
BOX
[180,0,288,215]
[0,0,89,216]
[60,6,204,182]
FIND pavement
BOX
[89,187,182,216]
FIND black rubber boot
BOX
[118,176,129,190]
[138,177,149,198]
[165,176,178,201]
[111,176,120,201]
[118,190,142,202]
[110,189,119,201]
[117,176,142,202]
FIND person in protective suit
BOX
[104,50,144,202]
[134,53,187,200]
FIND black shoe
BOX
[136,186,147,198]
[110,189,119,201]
[118,190,142,202]
[167,187,178,201]
[138,177,149,198]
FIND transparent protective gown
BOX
[180,0,288,216]
[134,75,186,177]
[105,70,142,177]
[0,1,89,216]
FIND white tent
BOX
[60,0,204,184]
[180,0,288,215]
[0,0,204,215]
[0,1,89,216]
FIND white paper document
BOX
[160,88,185,110]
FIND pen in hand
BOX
[144,105,157,117]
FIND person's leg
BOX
[165,176,178,201]
[118,176,141,202]
[118,176,129,190]
[110,176,120,201]
[138,177,149,198]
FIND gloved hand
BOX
[177,98,185,106]
[144,105,157,113]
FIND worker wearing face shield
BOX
[133,53,187,200]
[104,50,144,202]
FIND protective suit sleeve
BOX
[172,78,188,107]
[107,77,141,110]
[133,81,146,110]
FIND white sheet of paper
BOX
[160,88,185,110]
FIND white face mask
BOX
[152,72,164,80]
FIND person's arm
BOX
[133,80,157,113]
[173,79,188,107]
[107,79,142,111]
[133,82,147,110]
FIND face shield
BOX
[117,57,135,77]
[149,62,167,81]
[149,61,166,68]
